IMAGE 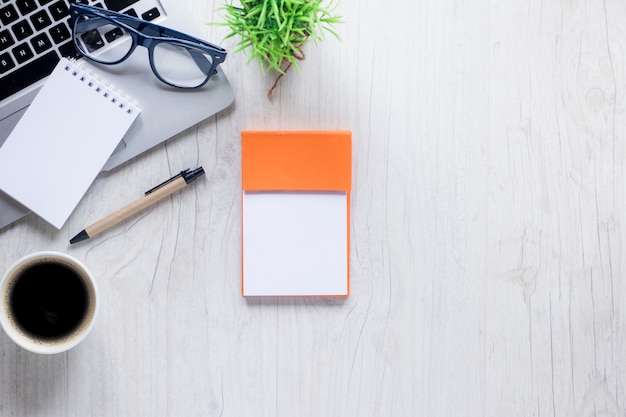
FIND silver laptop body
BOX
[0,0,233,228]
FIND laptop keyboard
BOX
[0,0,164,102]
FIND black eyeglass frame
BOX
[69,3,227,89]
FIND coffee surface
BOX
[8,262,88,341]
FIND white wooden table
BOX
[1,0,624,415]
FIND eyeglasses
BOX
[69,3,227,89]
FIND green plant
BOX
[218,0,342,96]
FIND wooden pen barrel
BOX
[85,176,188,238]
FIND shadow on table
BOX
[245,296,348,308]
[0,331,71,415]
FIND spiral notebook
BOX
[0,58,141,229]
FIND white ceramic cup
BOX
[0,252,98,354]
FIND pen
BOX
[70,167,205,244]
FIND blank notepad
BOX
[0,58,140,229]
[241,131,352,297]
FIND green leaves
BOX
[218,0,342,74]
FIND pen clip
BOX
[145,169,189,195]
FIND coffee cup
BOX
[0,252,98,354]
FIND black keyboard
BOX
[0,0,163,102]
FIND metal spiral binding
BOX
[62,58,138,115]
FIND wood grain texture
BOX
[0,0,624,416]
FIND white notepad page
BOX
[0,58,140,229]
[242,191,348,296]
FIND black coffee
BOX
[8,261,89,341]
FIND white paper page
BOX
[0,58,140,229]
[243,191,348,296]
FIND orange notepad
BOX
[241,131,352,296]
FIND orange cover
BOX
[242,131,352,191]
[241,130,352,297]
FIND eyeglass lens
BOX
[73,14,215,88]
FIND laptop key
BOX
[104,0,139,12]
[141,7,160,21]
[48,1,69,21]
[16,0,38,15]
[0,50,57,101]
[12,20,34,41]
[58,40,80,59]
[0,5,19,26]
[12,43,34,64]
[0,29,15,51]
[31,32,52,53]
[30,10,52,31]
[0,52,16,74]
[104,27,124,42]
[49,22,70,43]
[80,29,104,52]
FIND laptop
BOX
[0,0,234,229]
